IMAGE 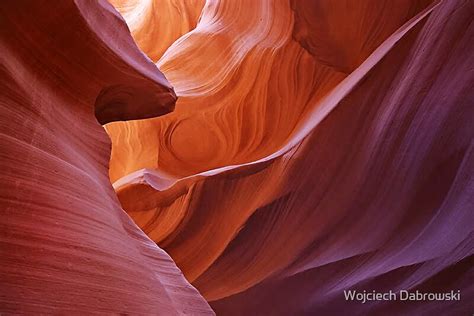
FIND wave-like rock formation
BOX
[110,0,205,62]
[0,1,213,314]
[107,0,474,315]
[2,0,473,314]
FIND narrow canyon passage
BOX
[1,0,473,315]
[106,0,474,314]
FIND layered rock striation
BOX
[108,0,474,315]
[0,1,213,314]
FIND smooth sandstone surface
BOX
[0,1,213,314]
[1,0,473,314]
[107,0,474,315]
[110,0,205,62]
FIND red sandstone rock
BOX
[2,0,473,314]
[107,0,473,314]
[0,1,212,314]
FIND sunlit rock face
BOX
[107,0,474,315]
[0,1,212,314]
[111,0,205,62]
[2,0,473,314]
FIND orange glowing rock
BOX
[2,0,473,314]
[106,0,474,314]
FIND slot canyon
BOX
[1,0,473,314]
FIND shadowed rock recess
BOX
[1,0,473,315]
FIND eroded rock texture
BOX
[0,1,212,314]
[107,0,474,315]
[2,0,473,314]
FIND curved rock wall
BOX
[2,0,472,314]
[0,1,212,314]
[107,0,474,315]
